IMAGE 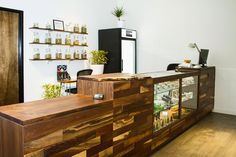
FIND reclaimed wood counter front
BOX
[0,95,113,157]
[0,67,215,157]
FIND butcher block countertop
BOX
[0,94,112,125]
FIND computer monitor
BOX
[199,49,209,67]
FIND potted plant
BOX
[90,50,108,75]
[112,6,125,28]
[42,84,62,99]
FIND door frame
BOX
[0,7,24,103]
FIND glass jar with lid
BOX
[45,33,52,44]
[73,50,80,59]
[33,48,40,59]
[74,24,80,33]
[55,49,62,59]
[45,48,52,59]
[55,34,62,44]
[33,32,40,43]
[81,25,87,34]
[65,49,71,59]
[81,36,87,46]
[65,35,71,45]
[73,35,80,45]
[81,49,87,59]
[46,22,51,30]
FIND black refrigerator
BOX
[99,28,137,74]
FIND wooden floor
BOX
[151,113,236,157]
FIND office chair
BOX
[65,69,93,94]
[167,63,180,71]
[77,69,93,78]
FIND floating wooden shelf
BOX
[29,27,88,35]
[29,42,88,47]
[30,59,87,61]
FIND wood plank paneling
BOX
[1,117,24,157]
[0,10,20,106]
[77,80,114,100]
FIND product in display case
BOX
[153,80,180,131]
[181,76,198,117]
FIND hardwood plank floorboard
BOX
[151,113,236,157]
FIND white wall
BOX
[0,0,117,101]
[117,0,236,115]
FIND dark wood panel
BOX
[24,101,112,142]
[0,10,19,106]
[1,117,24,157]
[0,95,112,125]
[78,80,114,100]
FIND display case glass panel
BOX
[153,79,180,132]
[181,76,198,117]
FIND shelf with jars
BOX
[29,24,88,35]
[29,22,88,61]
[30,32,88,47]
[31,48,88,61]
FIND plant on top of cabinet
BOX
[90,50,108,75]
[42,84,62,99]
[112,6,125,28]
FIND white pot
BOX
[117,20,125,28]
[91,64,104,75]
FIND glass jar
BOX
[65,49,71,59]
[81,50,87,59]
[81,36,87,46]
[73,50,80,59]
[65,23,72,31]
[46,22,51,30]
[33,48,40,59]
[33,32,40,43]
[55,49,62,59]
[45,33,52,44]
[81,25,87,34]
[74,24,80,33]
[33,23,39,28]
[45,48,52,59]
[55,34,62,44]
[65,35,71,45]
[73,35,80,45]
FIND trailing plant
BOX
[112,6,125,20]
[42,84,62,99]
[91,50,108,65]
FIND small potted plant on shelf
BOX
[42,84,62,99]
[90,50,108,75]
[112,6,125,28]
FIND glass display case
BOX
[153,79,180,132]
[181,76,198,117]
[153,76,198,132]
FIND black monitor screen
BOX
[199,49,209,65]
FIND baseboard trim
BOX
[213,108,236,116]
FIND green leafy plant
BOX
[112,6,125,20]
[91,50,108,65]
[42,84,62,99]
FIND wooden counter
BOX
[0,95,113,157]
[0,67,215,157]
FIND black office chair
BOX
[65,69,93,94]
[77,69,93,78]
[167,63,180,71]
